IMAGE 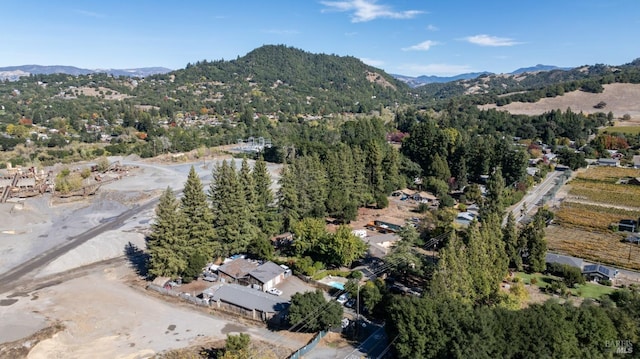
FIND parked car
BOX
[202,272,218,282]
[267,288,283,296]
[337,293,349,305]
[345,298,356,308]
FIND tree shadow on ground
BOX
[124,242,149,277]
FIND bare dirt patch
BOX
[346,198,419,232]
[0,322,65,359]
[479,83,640,120]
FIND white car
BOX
[337,293,349,305]
[267,288,283,296]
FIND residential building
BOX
[582,264,618,282]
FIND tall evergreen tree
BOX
[482,167,506,217]
[521,210,548,272]
[365,140,385,198]
[210,160,255,256]
[277,164,300,232]
[431,232,475,305]
[252,155,281,236]
[325,146,358,222]
[147,187,187,278]
[181,166,217,259]
[503,212,523,271]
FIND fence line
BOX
[287,330,327,359]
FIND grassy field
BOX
[601,126,640,135]
[516,272,616,299]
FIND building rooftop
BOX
[218,258,259,280]
[583,264,618,278]
[209,284,289,313]
[249,261,285,284]
[545,253,584,269]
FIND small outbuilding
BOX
[582,264,618,282]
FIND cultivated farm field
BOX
[546,225,640,270]
[548,166,640,270]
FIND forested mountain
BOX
[148,44,413,114]
[414,58,640,102]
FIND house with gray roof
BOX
[205,284,289,321]
[545,253,584,269]
[247,261,286,291]
[598,158,620,167]
[216,258,288,292]
[364,233,400,258]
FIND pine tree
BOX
[239,158,257,215]
[147,187,187,278]
[365,140,385,199]
[503,212,523,271]
[522,211,548,272]
[210,160,254,256]
[325,147,358,222]
[382,147,404,193]
[252,155,281,236]
[466,223,495,303]
[181,166,218,259]
[351,146,373,206]
[482,167,506,217]
[431,232,475,305]
[277,164,300,231]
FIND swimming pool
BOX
[328,281,345,290]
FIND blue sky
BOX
[2,0,639,76]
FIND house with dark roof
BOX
[545,253,584,269]
[217,258,259,285]
[598,158,620,167]
[247,261,286,291]
[205,284,289,321]
[216,258,289,292]
[582,264,618,282]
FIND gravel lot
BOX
[0,153,294,358]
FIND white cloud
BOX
[402,40,438,51]
[320,0,423,22]
[464,34,520,47]
[396,63,474,77]
[427,24,438,31]
[360,57,385,67]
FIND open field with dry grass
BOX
[548,166,640,270]
[479,83,640,121]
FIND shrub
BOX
[349,270,363,279]
[530,277,538,285]
[600,279,612,287]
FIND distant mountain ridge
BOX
[0,65,172,81]
[394,64,571,87]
